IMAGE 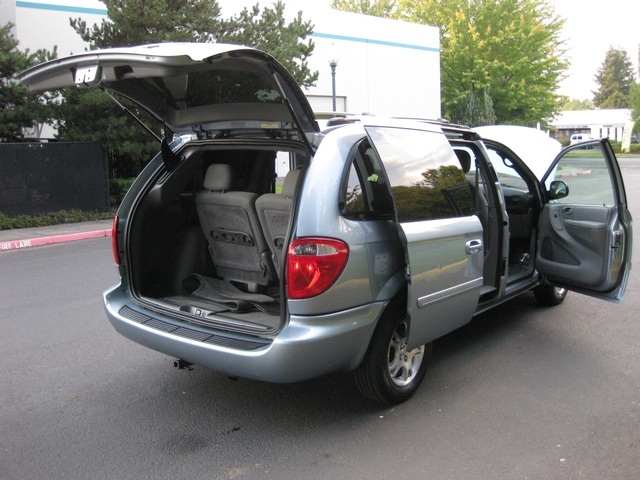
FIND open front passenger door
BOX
[536,139,632,302]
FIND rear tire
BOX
[533,284,568,306]
[354,303,431,404]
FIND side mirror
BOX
[548,180,569,200]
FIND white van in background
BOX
[570,133,592,145]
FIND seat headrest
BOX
[203,164,232,191]
[281,169,301,196]
[454,150,472,173]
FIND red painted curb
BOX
[0,229,112,253]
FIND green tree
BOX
[334,0,568,126]
[630,81,640,130]
[448,88,497,126]
[0,22,57,141]
[60,0,318,177]
[216,2,317,88]
[593,47,634,109]
[56,88,158,177]
[397,0,568,125]
[70,0,222,46]
[562,98,594,111]
[70,0,316,88]
[331,0,397,16]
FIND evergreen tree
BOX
[70,0,316,88]
[562,98,594,111]
[0,22,57,141]
[56,88,158,178]
[449,88,496,126]
[70,0,222,46]
[630,81,640,130]
[216,2,317,88]
[593,47,634,109]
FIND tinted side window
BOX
[366,126,473,222]
[342,139,394,220]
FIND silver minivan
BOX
[18,44,633,404]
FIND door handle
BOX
[465,239,483,255]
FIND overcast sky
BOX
[551,0,639,100]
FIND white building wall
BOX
[551,109,632,142]
[7,1,106,56]
[291,1,440,118]
[0,0,16,32]
[3,0,440,123]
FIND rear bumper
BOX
[103,284,383,383]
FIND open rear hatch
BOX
[16,42,319,143]
[17,43,319,334]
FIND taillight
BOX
[111,215,120,265]
[286,238,349,299]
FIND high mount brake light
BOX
[286,238,349,299]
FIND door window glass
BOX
[549,143,615,205]
[366,126,473,222]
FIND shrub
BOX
[0,209,113,230]
[609,141,640,155]
[109,178,135,205]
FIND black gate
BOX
[0,142,109,216]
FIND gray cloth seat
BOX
[256,168,301,272]
[195,164,275,288]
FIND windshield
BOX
[474,125,561,182]
[485,148,530,190]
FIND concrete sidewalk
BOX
[0,219,113,253]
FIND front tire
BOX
[533,284,568,306]
[354,304,432,404]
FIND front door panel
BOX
[537,140,632,301]
[538,204,623,290]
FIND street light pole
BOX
[329,58,338,113]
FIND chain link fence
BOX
[0,142,109,216]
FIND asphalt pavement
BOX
[0,219,113,253]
